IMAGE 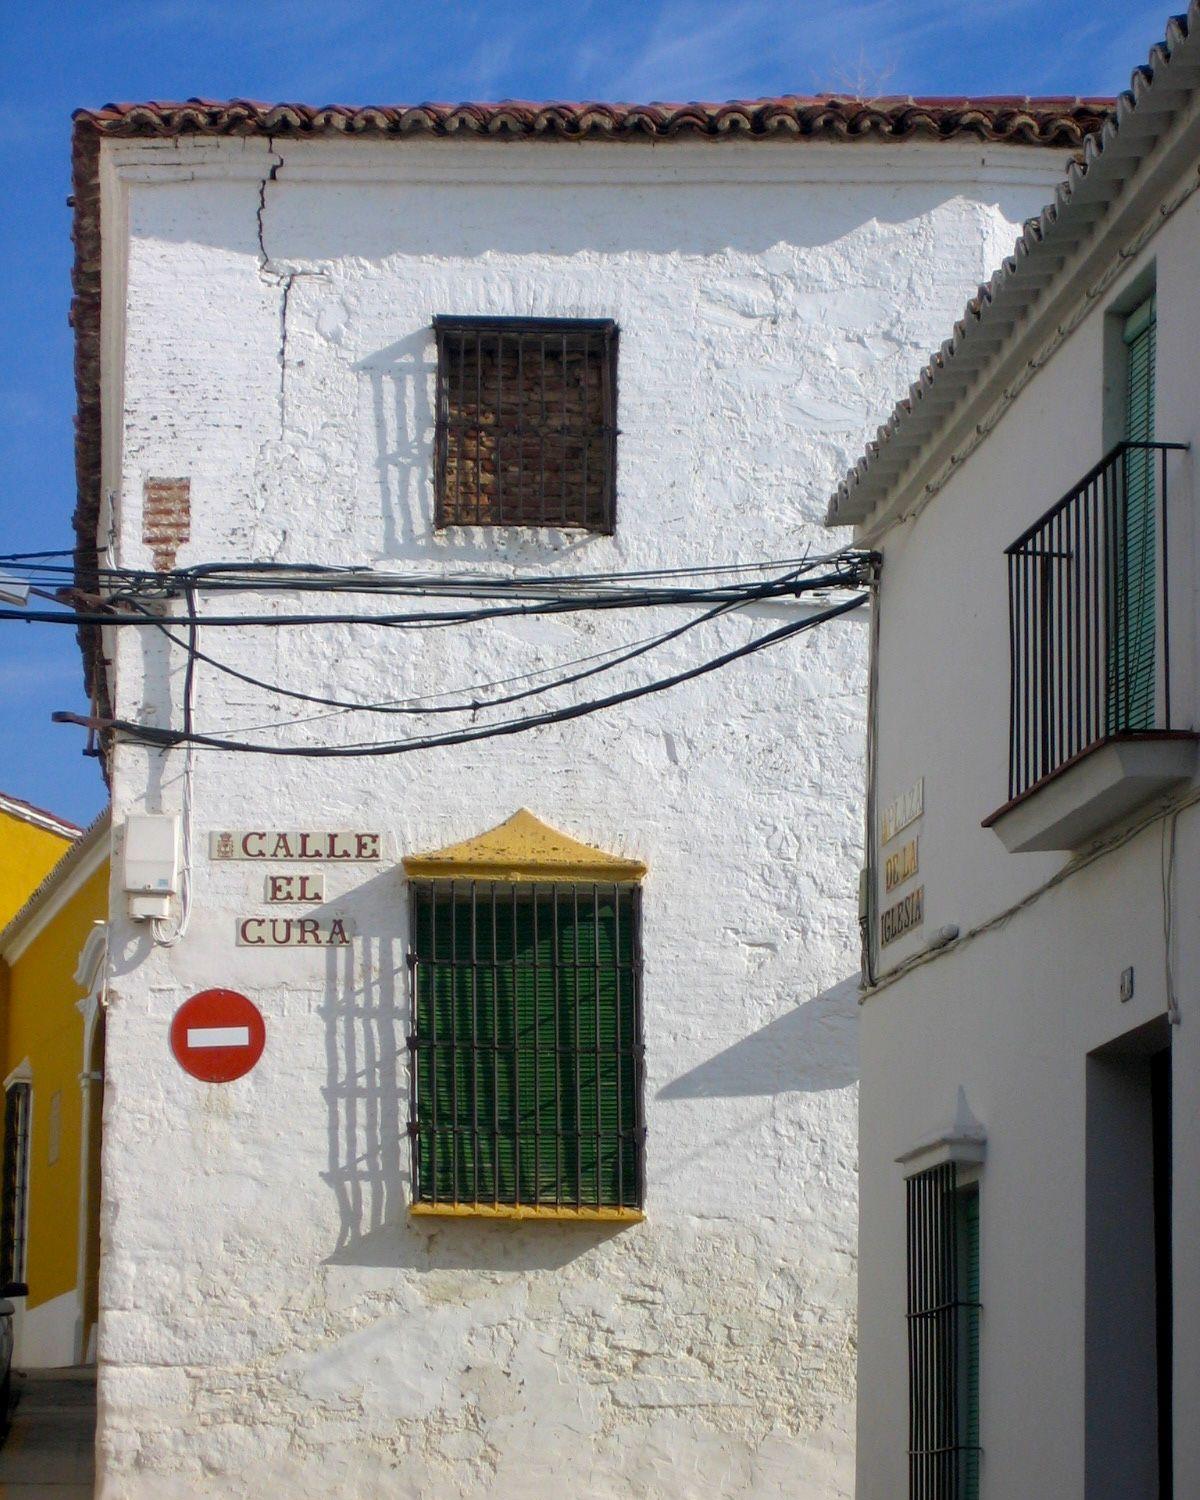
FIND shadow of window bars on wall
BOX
[1004,441,1189,802]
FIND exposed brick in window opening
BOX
[434,317,617,531]
[142,477,191,570]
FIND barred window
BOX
[407,880,644,1218]
[1,1081,31,1288]
[433,316,618,531]
[907,1162,981,1499]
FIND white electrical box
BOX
[124,814,180,920]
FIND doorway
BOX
[1086,1019,1172,1497]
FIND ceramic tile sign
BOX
[880,780,923,845]
[236,916,354,947]
[210,831,381,861]
[884,837,919,894]
[880,886,924,947]
[264,874,325,903]
[171,989,266,1083]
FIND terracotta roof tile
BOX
[74,94,1111,145]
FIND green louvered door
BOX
[1110,296,1157,731]
[411,882,641,1210]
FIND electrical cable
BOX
[164,542,866,589]
[0,549,77,561]
[150,584,197,947]
[864,784,1200,1003]
[0,544,870,591]
[0,567,861,631]
[58,592,867,758]
[860,564,882,987]
[121,568,808,725]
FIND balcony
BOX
[984,441,1195,853]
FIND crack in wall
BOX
[255,138,290,435]
[278,272,296,434]
[255,136,283,272]
[253,139,326,438]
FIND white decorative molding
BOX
[896,1087,987,1178]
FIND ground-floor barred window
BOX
[907,1161,980,1499]
[408,880,644,1215]
[1,1080,32,1288]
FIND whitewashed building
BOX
[68,94,1094,1497]
[827,10,1200,1498]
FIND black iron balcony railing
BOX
[1005,441,1188,803]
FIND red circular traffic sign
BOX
[170,989,265,1083]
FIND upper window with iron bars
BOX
[433,316,618,532]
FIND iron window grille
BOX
[1,1081,31,1287]
[433,316,618,531]
[406,879,644,1214]
[907,1161,981,1500]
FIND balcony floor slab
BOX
[983,733,1200,853]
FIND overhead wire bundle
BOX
[0,546,875,758]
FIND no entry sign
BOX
[170,989,265,1083]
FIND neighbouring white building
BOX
[68,93,1095,1498]
[827,10,1199,1498]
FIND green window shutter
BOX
[958,1186,981,1500]
[411,882,641,1210]
[1109,295,1157,731]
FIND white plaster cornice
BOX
[107,135,1073,192]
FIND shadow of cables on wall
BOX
[656,974,860,1100]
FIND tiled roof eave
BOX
[827,4,1200,531]
[73,94,1112,146]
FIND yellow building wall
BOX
[0,808,75,930]
[0,858,109,1311]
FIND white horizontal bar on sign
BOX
[187,1026,250,1049]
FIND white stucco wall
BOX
[854,161,1200,1497]
[12,1287,79,1369]
[93,134,1069,1499]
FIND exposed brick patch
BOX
[142,478,190,571]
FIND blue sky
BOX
[0,0,1170,826]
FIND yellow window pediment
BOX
[402,809,646,884]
